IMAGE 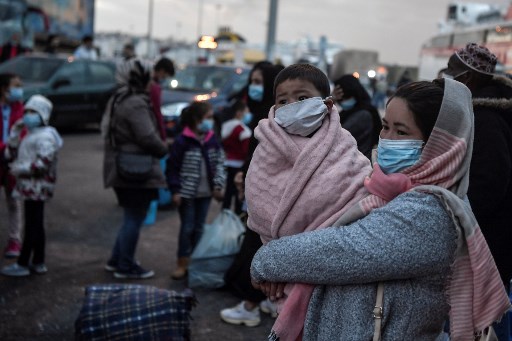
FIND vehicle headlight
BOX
[161,102,189,120]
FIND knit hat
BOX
[455,43,497,75]
[25,95,53,125]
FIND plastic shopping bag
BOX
[188,209,245,289]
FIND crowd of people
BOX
[0,39,511,341]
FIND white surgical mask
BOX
[274,97,327,137]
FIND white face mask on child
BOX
[274,97,328,137]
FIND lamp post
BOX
[147,0,154,58]
[265,0,279,62]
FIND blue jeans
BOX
[110,205,148,271]
[177,197,211,257]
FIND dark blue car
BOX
[160,64,249,137]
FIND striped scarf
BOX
[337,78,510,340]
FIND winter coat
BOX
[468,75,512,287]
[103,92,168,189]
[9,126,63,201]
[251,191,457,341]
[0,101,24,191]
[166,127,226,199]
[221,119,251,166]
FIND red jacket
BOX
[221,119,251,163]
[0,101,24,190]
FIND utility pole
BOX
[147,0,154,58]
[265,0,278,62]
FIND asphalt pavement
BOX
[0,127,274,340]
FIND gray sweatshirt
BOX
[251,191,457,341]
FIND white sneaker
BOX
[259,298,278,318]
[30,263,48,275]
[220,301,261,327]
[1,263,30,277]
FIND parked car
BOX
[0,54,116,127]
[160,64,250,137]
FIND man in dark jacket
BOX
[444,43,512,340]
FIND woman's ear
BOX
[324,97,334,111]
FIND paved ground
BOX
[0,128,273,340]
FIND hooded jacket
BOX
[9,95,63,201]
[468,74,512,287]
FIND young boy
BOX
[221,99,252,214]
[1,95,63,277]
[245,64,372,340]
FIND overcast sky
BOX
[95,0,510,65]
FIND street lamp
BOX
[147,0,154,57]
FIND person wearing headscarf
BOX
[332,74,382,159]
[102,58,168,279]
[251,79,510,340]
[443,43,512,340]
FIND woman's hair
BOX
[388,79,445,140]
[273,63,330,98]
[333,74,372,103]
[180,101,212,129]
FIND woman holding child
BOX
[249,77,510,340]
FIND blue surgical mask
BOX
[242,112,253,125]
[248,84,264,102]
[7,87,23,102]
[198,118,214,133]
[23,113,43,130]
[340,97,356,110]
[377,138,423,174]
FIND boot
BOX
[171,257,189,280]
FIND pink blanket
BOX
[246,105,371,340]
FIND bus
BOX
[418,2,512,80]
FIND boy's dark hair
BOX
[388,79,445,140]
[180,101,212,129]
[273,64,330,98]
[154,58,175,77]
[224,99,247,120]
[0,73,17,92]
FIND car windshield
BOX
[171,66,241,92]
[0,57,65,83]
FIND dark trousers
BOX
[18,200,45,266]
[177,197,211,258]
[222,166,243,215]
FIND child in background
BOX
[0,73,24,257]
[245,64,372,340]
[1,95,63,277]
[166,101,226,280]
[221,100,252,214]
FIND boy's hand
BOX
[252,278,286,301]
[172,193,181,207]
[212,188,224,202]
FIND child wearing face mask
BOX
[166,101,226,280]
[245,64,372,340]
[0,73,24,258]
[221,99,252,215]
[1,95,63,277]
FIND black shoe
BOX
[114,265,154,279]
